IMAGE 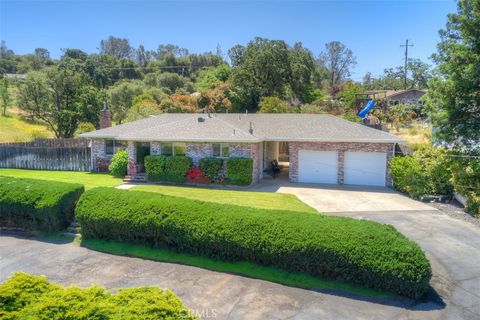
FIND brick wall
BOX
[91,139,111,172]
[289,142,395,186]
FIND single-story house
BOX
[80,113,404,187]
[364,89,426,106]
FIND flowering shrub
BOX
[186,167,209,184]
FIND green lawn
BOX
[132,184,317,213]
[0,169,122,190]
[81,238,395,300]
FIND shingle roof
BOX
[80,113,404,143]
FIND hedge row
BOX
[0,272,195,320]
[76,187,432,299]
[0,176,84,231]
[145,156,253,186]
[144,155,193,183]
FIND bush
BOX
[108,149,128,177]
[164,156,193,183]
[144,155,192,182]
[450,157,480,215]
[199,157,222,182]
[76,188,432,299]
[144,155,167,181]
[390,147,454,199]
[186,167,209,184]
[226,157,253,186]
[0,177,84,232]
[0,272,195,320]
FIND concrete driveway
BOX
[1,182,479,319]
[254,179,480,320]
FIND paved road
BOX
[1,184,479,319]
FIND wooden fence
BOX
[0,139,91,171]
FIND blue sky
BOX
[1,0,456,79]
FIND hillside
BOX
[0,107,53,142]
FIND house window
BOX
[115,141,127,152]
[212,143,230,158]
[105,140,114,156]
[160,142,186,156]
[106,140,127,156]
[173,143,186,156]
[162,143,173,156]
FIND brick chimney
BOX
[100,102,112,129]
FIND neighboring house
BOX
[363,89,426,106]
[80,113,403,187]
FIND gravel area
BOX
[427,200,480,227]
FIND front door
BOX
[135,142,150,173]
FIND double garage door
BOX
[298,150,387,186]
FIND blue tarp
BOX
[357,100,376,118]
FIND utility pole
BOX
[400,39,414,89]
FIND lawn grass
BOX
[132,184,317,212]
[0,169,122,190]
[81,237,396,300]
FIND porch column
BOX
[127,141,137,176]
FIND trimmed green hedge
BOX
[164,156,193,183]
[144,155,192,182]
[0,176,84,231]
[145,155,167,181]
[0,272,195,320]
[226,157,253,186]
[76,188,432,299]
[199,157,222,182]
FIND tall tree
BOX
[100,36,133,59]
[318,41,357,96]
[156,44,189,60]
[230,37,292,110]
[289,42,316,102]
[18,65,90,138]
[107,80,146,124]
[425,0,480,151]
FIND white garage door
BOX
[344,152,386,186]
[298,150,338,184]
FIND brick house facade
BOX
[92,139,263,184]
[82,113,403,187]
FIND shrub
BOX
[390,156,432,198]
[0,272,195,320]
[186,167,209,184]
[144,155,167,181]
[450,157,480,215]
[108,149,128,177]
[76,188,432,299]
[390,147,454,199]
[199,157,222,182]
[0,176,84,231]
[226,157,253,186]
[164,156,193,183]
